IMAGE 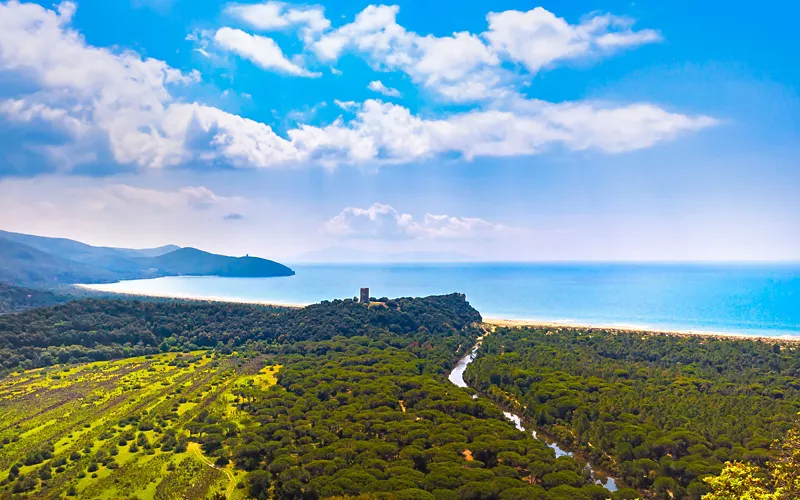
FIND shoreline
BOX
[74,284,800,342]
[73,284,307,309]
[483,317,800,342]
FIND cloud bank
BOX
[326,203,515,239]
[0,1,715,176]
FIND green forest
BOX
[0,295,613,499]
[465,326,800,499]
[1,294,799,499]
[0,293,478,375]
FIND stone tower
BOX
[360,288,370,304]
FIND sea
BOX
[84,262,800,338]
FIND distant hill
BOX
[140,247,295,278]
[0,238,121,285]
[0,230,293,286]
[0,282,70,313]
[0,230,179,273]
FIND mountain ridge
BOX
[0,230,293,286]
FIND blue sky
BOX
[0,0,797,261]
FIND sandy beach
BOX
[483,317,800,343]
[74,284,307,309]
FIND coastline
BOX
[74,284,800,342]
[73,284,307,309]
[483,317,800,343]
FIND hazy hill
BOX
[0,230,293,286]
[141,247,295,278]
[0,238,120,285]
[0,230,178,273]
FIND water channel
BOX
[448,338,618,492]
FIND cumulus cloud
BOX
[213,27,320,77]
[285,99,717,165]
[367,80,401,97]
[308,5,507,102]
[0,1,713,175]
[0,1,204,170]
[484,8,662,74]
[301,4,660,102]
[325,203,514,239]
[225,1,330,42]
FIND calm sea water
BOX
[86,263,800,337]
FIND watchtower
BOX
[360,288,370,304]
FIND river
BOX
[448,338,618,492]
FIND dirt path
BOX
[188,442,236,499]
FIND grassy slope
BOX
[0,351,279,499]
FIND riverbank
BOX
[449,334,620,491]
[483,317,800,343]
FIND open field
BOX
[0,351,279,499]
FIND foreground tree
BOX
[703,420,800,500]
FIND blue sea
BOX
[85,263,800,337]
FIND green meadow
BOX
[0,351,279,499]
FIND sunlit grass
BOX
[0,350,263,498]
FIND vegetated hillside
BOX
[0,293,479,373]
[0,283,70,313]
[0,294,616,500]
[0,230,294,286]
[0,229,178,262]
[140,247,295,278]
[0,239,121,286]
[466,327,800,499]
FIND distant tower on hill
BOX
[360,288,370,304]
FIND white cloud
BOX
[0,180,237,222]
[303,5,660,102]
[286,99,717,165]
[0,1,205,169]
[333,99,358,111]
[309,5,507,102]
[213,27,320,77]
[485,8,662,73]
[326,203,514,239]
[106,185,233,210]
[367,80,401,97]
[0,1,714,174]
[225,1,330,42]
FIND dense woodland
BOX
[0,294,616,499]
[225,333,612,500]
[0,293,478,375]
[2,293,800,498]
[0,283,69,314]
[465,327,800,499]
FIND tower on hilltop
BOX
[360,288,370,304]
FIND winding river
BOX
[448,339,618,492]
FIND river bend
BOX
[448,338,617,492]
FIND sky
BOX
[0,0,798,261]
